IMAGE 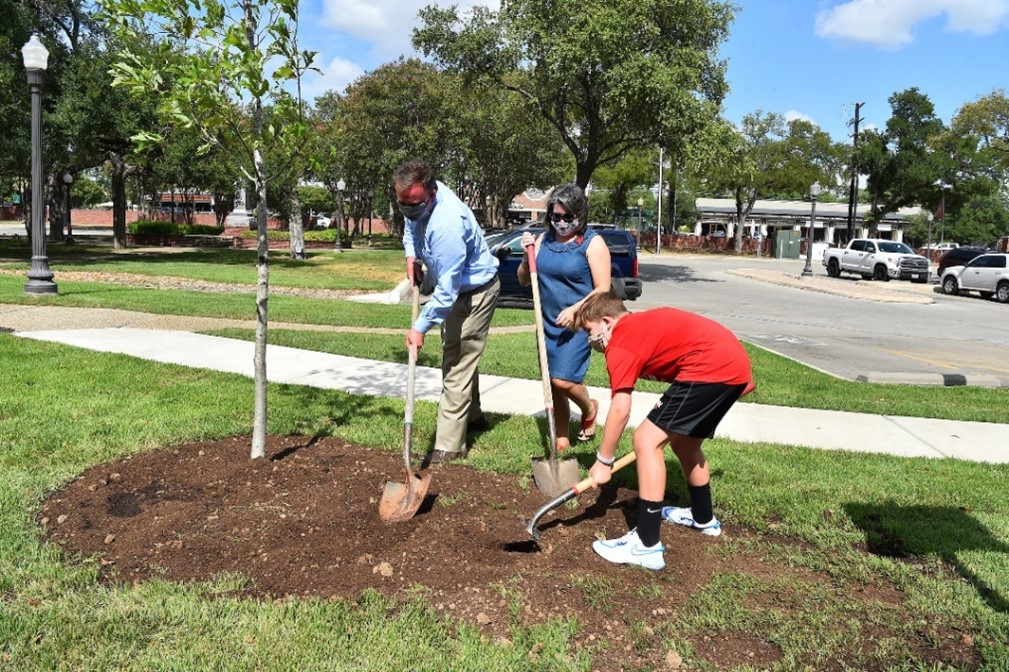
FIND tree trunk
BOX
[47,175,66,241]
[289,185,305,259]
[109,154,128,249]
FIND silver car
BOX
[940,253,1009,302]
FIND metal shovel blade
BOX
[530,456,580,499]
[379,467,433,523]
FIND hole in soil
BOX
[501,540,541,553]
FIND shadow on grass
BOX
[845,501,1009,613]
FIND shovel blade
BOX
[531,456,580,498]
[379,468,433,523]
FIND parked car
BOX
[488,225,642,308]
[924,242,958,252]
[940,253,1009,302]
[936,246,987,275]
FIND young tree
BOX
[414,0,732,189]
[103,0,314,458]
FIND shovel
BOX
[525,242,581,497]
[526,451,637,540]
[379,286,433,523]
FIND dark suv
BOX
[487,225,642,308]
[937,246,987,275]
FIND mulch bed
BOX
[40,435,979,671]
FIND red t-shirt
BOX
[604,308,753,394]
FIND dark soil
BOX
[40,435,979,671]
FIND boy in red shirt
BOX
[574,291,754,570]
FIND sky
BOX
[295,0,1009,145]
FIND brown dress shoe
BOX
[425,449,467,466]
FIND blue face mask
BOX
[399,201,430,221]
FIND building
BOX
[694,198,923,244]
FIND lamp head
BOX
[22,34,49,71]
[336,178,346,191]
[63,172,73,185]
[637,198,644,206]
[810,181,822,199]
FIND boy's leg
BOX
[669,435,714,525]
[632,420,670,547]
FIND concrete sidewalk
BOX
[12,324,1009,465]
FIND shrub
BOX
[128,221,224,236]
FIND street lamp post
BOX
[22,35,57,294]
[801,181,821,278]
[63,171,75,245]
[367,194,373,246]
[334,177,345,253]
[926,212,934,262]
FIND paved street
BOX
[635,253,1009,386]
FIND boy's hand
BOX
[589,461,612,487]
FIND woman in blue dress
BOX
[518,183,611,451]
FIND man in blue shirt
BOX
[395,160,500,464]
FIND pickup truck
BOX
[822,238,930,283]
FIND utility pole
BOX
[845,102,863,243]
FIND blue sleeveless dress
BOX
[536,229,597,383]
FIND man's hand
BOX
[589,460,613,488]
[406,328,425,352]
[406,257,424,287]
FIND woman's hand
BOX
[520,232,537,249]
[556,305,577,328]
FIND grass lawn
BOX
[1,243,1008,670]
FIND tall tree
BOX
[103,0,314,459]
[857,88,947,227]
[413,0,732,188]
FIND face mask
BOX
[399,201,430,221]
[553,220,576,237]
[587,324,612,353]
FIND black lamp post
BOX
[63,171,75,245]
[334,177,345,252]
[801,181,821,278]
[367,194,373,246]
[23,35,57,294]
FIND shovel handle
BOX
[525,451,637,540]
[525,242,557,455]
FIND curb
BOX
[728,269,934,304]
[856,372,1007,388]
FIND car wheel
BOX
[997,282,1009,304]
[873,264,889,282]
[826,259,840,278]
[942,276,959,295]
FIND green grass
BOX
[1,334,1007,670]
[0,239,405,291]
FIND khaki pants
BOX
[435,276,500,454]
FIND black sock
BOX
[637,498,663,547]
[688,484,713,525]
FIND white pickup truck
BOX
[822,238,930,283]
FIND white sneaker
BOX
[662,506,722,537]
[592,529,665,570]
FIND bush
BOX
[128,221,224,236]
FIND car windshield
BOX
[879,242,914,254]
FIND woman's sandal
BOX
[577,399,599,441]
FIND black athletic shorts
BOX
[646,381,747,439]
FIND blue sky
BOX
[297,0,1009,144]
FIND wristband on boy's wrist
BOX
[596,451,615,466]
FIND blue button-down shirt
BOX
[403,181,498,334]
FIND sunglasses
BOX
[550,211,576,223]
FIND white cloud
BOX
[320,0,499,61]
[815,0,1009,49]
[784,110,815,125]
[303,56,366,99]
